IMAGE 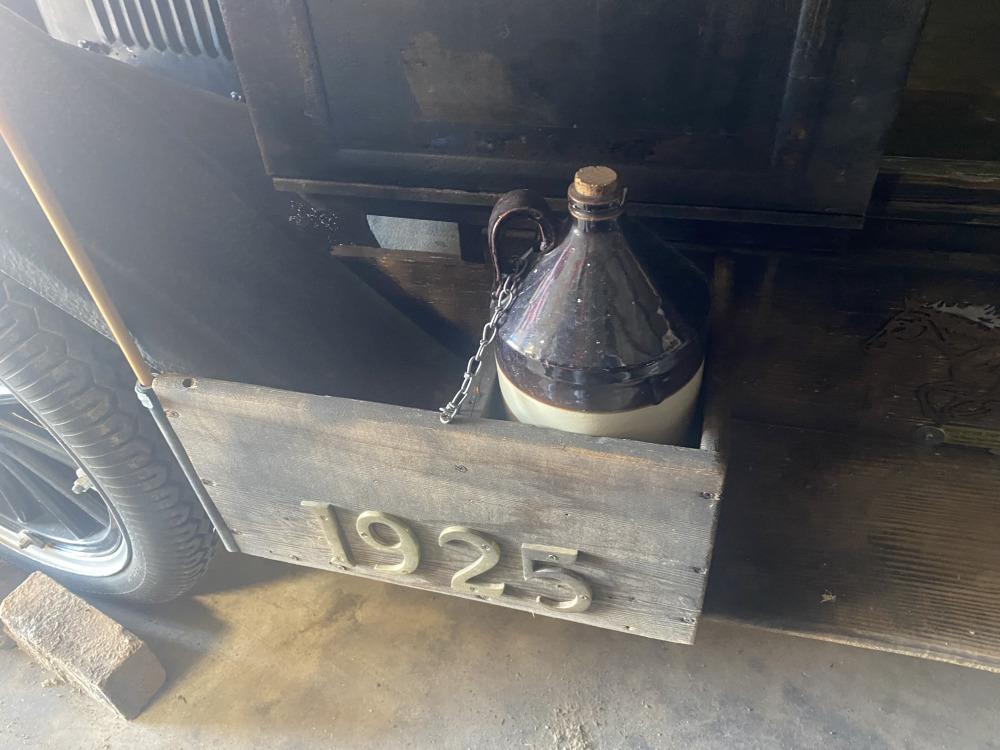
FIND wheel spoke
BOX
[0,478,32,524]
[0,441,107,524]
[0,413,76,467]
[0,454,92,539]
[0,398,121,564]
[63,485,108,523]
[0,462,43,522]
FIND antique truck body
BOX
[0,0,998,669]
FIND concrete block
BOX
[0,572,165,719]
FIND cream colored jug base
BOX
[497,362,704,445]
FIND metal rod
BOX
[135,384,239,552]
[0,108,154,387]
[0,107,237,550]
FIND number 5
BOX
[521,543,592,612]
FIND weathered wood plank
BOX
[706,419,1000,672]
[728,251,1000,440]
[156,374,723,644]
[161,245,1000,667]
[332,246,492,352]
[328,246,1000,669]
[870,157,1000,226]
[708,251,1000,670]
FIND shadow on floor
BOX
[191,550,304,596]
[3,552,999,749]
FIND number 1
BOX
[301,501,354,568]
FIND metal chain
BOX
[439,262,528,424]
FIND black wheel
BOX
[0,278,215,601]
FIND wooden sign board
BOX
[156,375,723,644]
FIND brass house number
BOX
[301,501,593,612]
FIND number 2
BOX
[521,543,592,612]
[438,526,504,598]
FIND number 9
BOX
[356,511,420,574]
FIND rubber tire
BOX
[0,278,215,601]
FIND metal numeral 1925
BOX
[301,501,593,613]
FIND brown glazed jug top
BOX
[496,168,707,413]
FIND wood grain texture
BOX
[728,251,1000,439]
[155,375,723,644]
[870,157,1000,226]
[340,246,1000,668]
[706,419,1000,672]
[699,255,734,455]
[332,246,492,352]
[159,246,1000,668]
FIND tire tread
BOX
[0,279,214,601]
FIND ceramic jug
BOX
[491,166,709,444]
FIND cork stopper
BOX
[572,166,620,200]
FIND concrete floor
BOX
[1,554,998,750]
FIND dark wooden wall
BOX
[223,0,929,224]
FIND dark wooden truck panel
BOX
[221,0,929,226]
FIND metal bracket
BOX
[914,424,1000,456]
[135,381,240,552]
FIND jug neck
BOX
[566,165,627,240]
[571,213,622,235]
[567,185,626,226]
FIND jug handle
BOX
[487,189,557,287]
